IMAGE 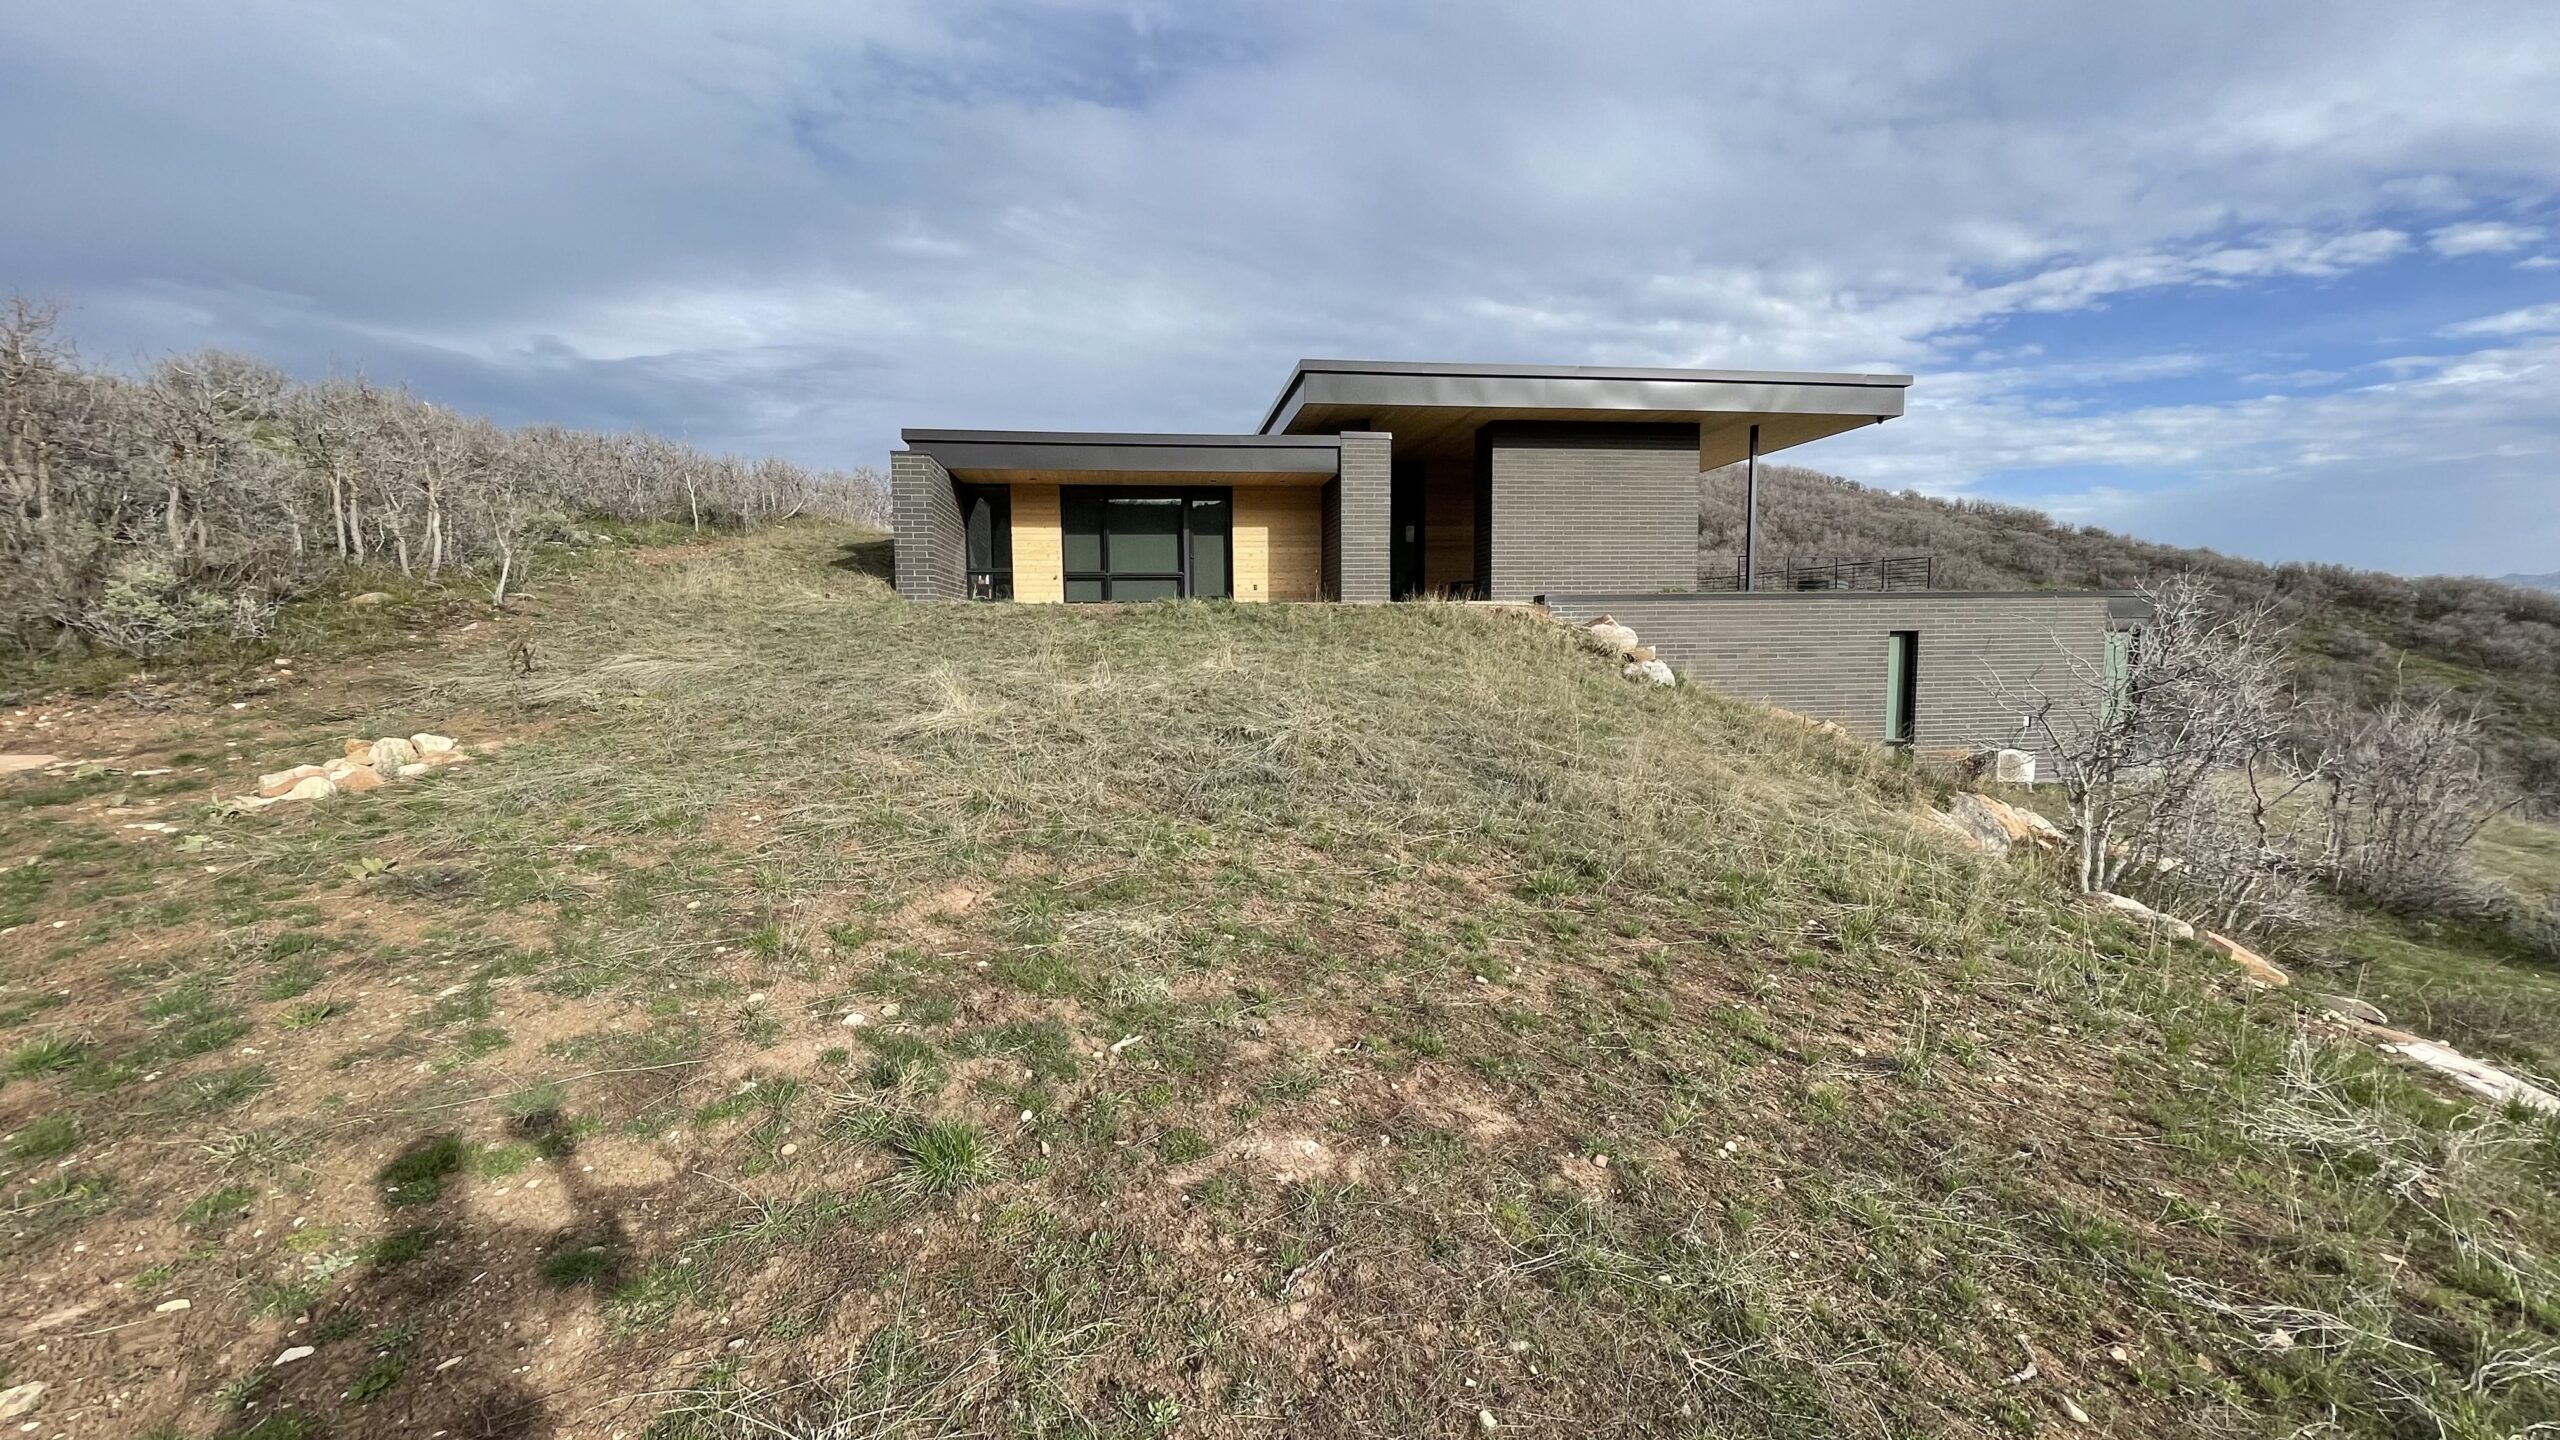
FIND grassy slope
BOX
[1,525,2556,1439]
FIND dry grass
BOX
[0,524,2554,1439]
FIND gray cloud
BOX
[4,0,2557,571]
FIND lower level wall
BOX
[1483,423,1700,601]
[1543,591,2136,769]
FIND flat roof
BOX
[900,428,1341,477]
[1258,357,1913,436]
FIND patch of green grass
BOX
[890,1118,996,1197]
[1156,1127,1212,1164]
[7,1114,78,1160]
[279,999,350,1029]
[376,1134,468,1208]
[180,1183,259,1228]
[366,1228,436,1269]
[538,1230,621,1287]
[606,1259,705,1333]
[5,1033,86,1079]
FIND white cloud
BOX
[2428,220,2546,255]
[2441,304,2560,337]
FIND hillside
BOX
[2501,573,2560,595]
[2,525,2555,1439]
[1701,465,2560,795]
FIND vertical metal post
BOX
[1741,423,1761,591]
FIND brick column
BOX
[1334,431,1392,603]
[890,450,964,602]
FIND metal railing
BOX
[1698,554,1935,592]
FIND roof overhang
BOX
[1257,358,1912,464]
[901,429,1341,480]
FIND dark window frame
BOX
[1061,486,1234,602]
[1885,630,1919,747]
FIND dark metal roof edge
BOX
[1257,358,1915,434]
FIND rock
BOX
[274,1345,315,1365]
[1477,1409,1499,1432]
[371,736,421,770]
[2202,930,2287,986]
[1937,793,2016,854]
[0,754,62,775]
[344,738,377,759]
[154,1298,192,1313]
[2376,1036,2560,1113]
[257,763,328,797]
[412,732,457,755]
[2315,993,2388,1026]
[0,1382,43,1421]
[420,748,469,766]
[348,592,392,607]
[1951,792,2069,851]
[1628,644,1658,663]
[2092,891,2197,942]
[282,774,338,802]
[1991,747,2037,785]
[1624,658,1676,686]
[1584,615,1640,656]
[397,762,431,779]
[336,765,387,793]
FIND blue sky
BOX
[4,1,2557,575]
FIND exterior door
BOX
[1389,459,1424,599]
[1062,488,1233,601]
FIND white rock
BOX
[372,736,421,769]
[0,1383,43,1421]
[841,1013,867,1027]
[1583,615,1640,655]
[281,775,336,802]
[1623,658,1676,686]
[274,1346,315,1365]
[411,733,457,755]
[155,1298,191,1313]
[1991,748,2036,785]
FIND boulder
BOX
[2376,1036,2560,1113]
[1628,644,1658,663]
[1584,615,1640,656]
[371,736,421,770]
[256,763,329,798]
[1937,793,2017,854]
[420,748,469,766]
[2314,993,2388,1026]
[281,774,337,802]
[348,592,392,608]
[2202,930,2288,987]
[411,732,458,755]
[2092,891,2198,942]
[1991,748,2036,785]
[336,765,388,793]
[344,738,377,759]
[1623,658,1676,686]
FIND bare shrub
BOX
[0,296,890,657]
[2311,697,2521,916]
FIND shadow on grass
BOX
[832,537,895,583]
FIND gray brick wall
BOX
[1483,423,1699,601]
[1336,431,1392,603]
[1543,591,2128,770]
[891,450,963,602]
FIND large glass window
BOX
[1060,488,1232,602]
[958,483,1012,601]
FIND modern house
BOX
[891,358,2144,763]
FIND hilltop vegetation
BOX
[1701,464,2560,796]
[1,526,2555,1439]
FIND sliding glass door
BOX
[1062,488,1232,601]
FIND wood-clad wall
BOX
[1010,484,1063,603]
[1235,487,1324,601]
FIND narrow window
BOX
[958,484,1012,601]
[1885,631,1919,747]
[2100,628,2136,728]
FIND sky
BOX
[4,1,2557,576]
